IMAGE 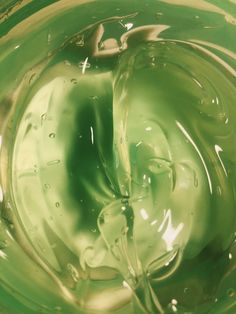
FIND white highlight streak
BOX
[90,126,94,145]
[140,208,149,220]
[82,57,89,74]
[215,145,227,177]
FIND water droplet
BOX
[55,202,60,208]
[49,133,55,139]
[91,228,97,233]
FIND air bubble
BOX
[71,78,78,84]
[0,240,7,249]
[9,223,14,230]
[115,237,120,245]
[33,165,38,174]
[64,60,71,66]
[98,41,105,50]
[49,133,55,139]
[67,263,79,282]
[193,171,198,187]
[44,184,50,190]
[29,73,36,85]
[216,186,222,196]
[227,288,235,297]
[41,113,47,125]
[90,95,99,101]
[47,160,60,166]
[121,226,129,235]
[171,299,178,305]
[99,216,105,225]
[47,33,52,43]
[75,35,84,47]
[121,197,129,205]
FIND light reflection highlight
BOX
[158,209,184,252]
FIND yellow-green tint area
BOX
[0,0,236,313]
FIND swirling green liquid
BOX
[0,1,236,313]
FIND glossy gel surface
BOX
[0,1,236,313]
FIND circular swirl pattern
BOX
[0,1,236,313]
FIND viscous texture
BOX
[0,1,236,313]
